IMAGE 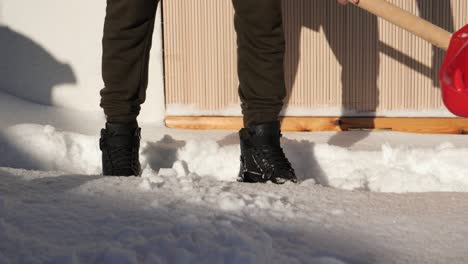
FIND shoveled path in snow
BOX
[1,123,468,263]
[1,166,468,264]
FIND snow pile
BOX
[309,143,468,192]
[2,123,468,193]
[0,124,101,174]
[174,138,468,193]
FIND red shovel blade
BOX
[440,24,468,117]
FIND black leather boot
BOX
[238,121,297,184]
[99,122,141,176]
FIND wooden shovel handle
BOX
[350,0,451,50]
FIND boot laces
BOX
[258,145,293,172]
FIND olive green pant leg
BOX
[100,0,159,124]
[232,0,286,127]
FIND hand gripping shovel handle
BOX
[350,0,452,50]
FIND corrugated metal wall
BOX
[163,0,467,116]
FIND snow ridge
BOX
[2,124,468,193]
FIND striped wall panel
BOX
[162,0,468,116]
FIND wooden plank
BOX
[165,116,468,134]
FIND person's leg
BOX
[100,0,158,176]
[101,0,158,124]
[233,0,296,184]
[232,0,286,127]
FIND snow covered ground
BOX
[1,91,468,263]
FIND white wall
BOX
[0,0,165,124]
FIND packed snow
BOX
[1,92,468,263]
